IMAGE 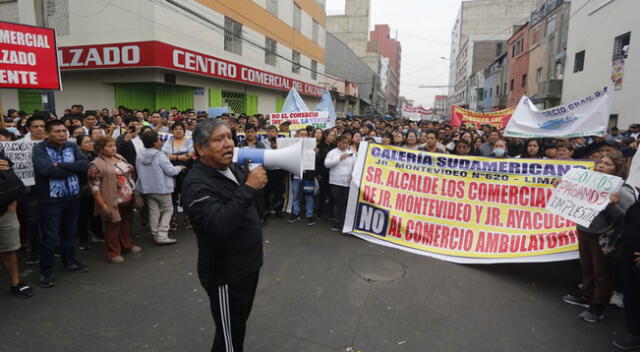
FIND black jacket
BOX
[116,134,137,166]
[622,200,640,261]
[182,160,263,288]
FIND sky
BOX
[325,0,463,108]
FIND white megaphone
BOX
[233,142,304,178]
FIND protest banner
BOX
[343,142,594,264]
[403,104,433,121]
[504,85,612,138]
[627,148,640,189]
[235,131,290,145]
[0,21,61,90]
[546,168,624,227]
[0,140,38,186]
[269,111,329,130]
[450,106,514,129]
[277,137,316,171]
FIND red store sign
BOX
[57,41,324,97]
[0,21,61,90]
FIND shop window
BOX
[311,60,317,80]
[265,37,277,66]
[613,32,631,59]
[224,17,242,55]
[293,4,301,32]
[573,50,585,73]
[292,51,301,73]
[266,0,278,17]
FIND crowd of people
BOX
[0,105,639,349]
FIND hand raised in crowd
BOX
[245,165,268,190]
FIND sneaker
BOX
[25,255,40,265]
[610,291,624,309]
[10,282,34,298]
[331,224,341,231]
[109,256,125,264]
[562,293,590,308]
[579,307,604,323]
[79,242,92,250]
[288,214,301,223]
[63,262,88,273]
[306,217,316,226]
[613,334,640,350]
[127,246,142,254]
[155,237,177,245]
[39,274,56,289]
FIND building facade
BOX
[481,52,508,111]
[0,0,328,115]
[527,0,570,109]
[506,22,530,107]
[369,24,401,113]
[562,0,638,128]
[448,0,535,113]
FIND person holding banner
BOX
[561,152,636,323]
[324,135,356,232]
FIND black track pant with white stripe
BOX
[206,271,260,352]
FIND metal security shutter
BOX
[221,91,246,114]
[18,89,43,114]
[155,85,193,111]
[115,83,156,111]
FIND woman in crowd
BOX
[88,136,141,264]
[403,130,419,150]
[324,134,357,232]
[76,135,102,249]
[289,129,316,226]
[520,139,544,159]
[351,132,362,153]
[392,132,404,147]
[138,130,183,245]
[89,127,104,141]
[454,140,472,156]
[491,139,509,158]
[161,122,194,231]
[381,132,393,145]
[473,136,485,155]
[556,141,575,160]
[561,151,636,323]
[315,129,335,219]
[313,128,324,145]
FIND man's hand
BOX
[610,192,620,205]
[634,252,640,267]
[340,153,351,161]
[245,166,268,190]
[0,159,11,171]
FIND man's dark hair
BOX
[123,115,139,126]
[0,128,16,141]
[336,134,349,143]
[26,113,48,128]
[141,129,159,148]
[84,111,97,119]
[244,123,256,132]
[45,119,65,133]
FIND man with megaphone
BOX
[182,119,267,352]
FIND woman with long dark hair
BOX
[520,138,544,159]
[315,129,335,219]
[161,122,194,231]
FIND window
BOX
[613,32,631,59]
[292,51,301,73]
[545,15,556,37]
[496,42,503,57]
[496,85,500,95]
[536,67,543,83]
[503,83,507,95]
[511,43,516,58]
[522,74,527,87]
[489,88,492,97]
[310,60,317,80]
[265,37,277,66]
[510,79,514,91]
[293,4,301,32]
[266,0,278,17]
[312,20,319,43]
[224,17,242,55]
[573,50,585,73]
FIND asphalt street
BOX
[0,215,629,352]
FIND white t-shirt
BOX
[219,168,239,185]
[132,136,144,155]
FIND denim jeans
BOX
[291,178,314,218]
[39,198,81,275]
